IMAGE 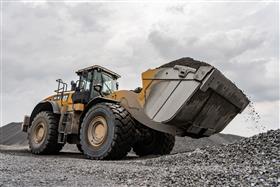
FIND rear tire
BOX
[28,111,64,154]
[80,103,135,160]
[133,129,175,156]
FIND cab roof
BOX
[76,65,121,79]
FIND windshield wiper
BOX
[104,82,112,94]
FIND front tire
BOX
[80,103,135,160]
[28,111,64,154]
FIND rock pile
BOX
[112,129,280,186]
[0,125,278,186]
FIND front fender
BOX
[29,101,61,126]
[79,97,118,125]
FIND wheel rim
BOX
[33,122,46,144]
[87,116,108,147]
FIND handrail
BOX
[55,79,68,106]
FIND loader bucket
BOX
[140,58,249,137]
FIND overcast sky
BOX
[1,1,279,136]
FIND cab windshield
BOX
[102,73,117,95]
[78,70,118,97]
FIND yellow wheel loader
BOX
[22,57,249,160]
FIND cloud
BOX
[148,28,266,61]
[1,2,279,136]
[147,3,279,102]
[69,3,109,33]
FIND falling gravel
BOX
[0,129,279,187]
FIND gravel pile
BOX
[0,129,278,186]
[159,57,210,69]
[0,123,27,146]
[112,129,279,186]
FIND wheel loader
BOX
[22,57,250,160]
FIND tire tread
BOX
[81,103,135,160]
[28,111,64,154]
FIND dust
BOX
[245,100,266,132]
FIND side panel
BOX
[144,80,179,120]
[142,66,200,123]
[153,80,200,122]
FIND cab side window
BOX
[80,72,93,92]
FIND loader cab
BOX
[72,65,121,104]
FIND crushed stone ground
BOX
[0,129,279,186]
